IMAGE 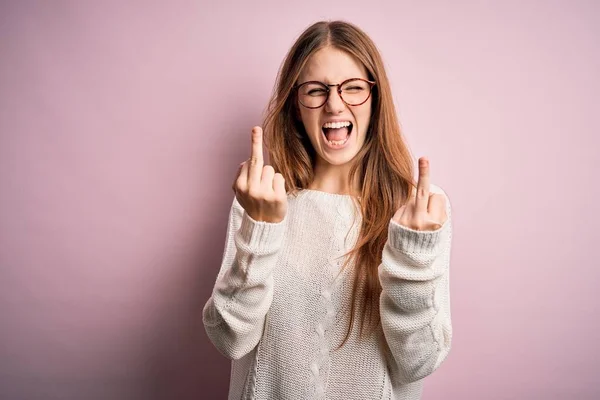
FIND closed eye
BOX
[307,89,327,96]
[343,86,364,92]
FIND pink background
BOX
[1,1,599,399]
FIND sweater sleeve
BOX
[202,196,287,360]
[378,184,453,384]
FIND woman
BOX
[203,20,453,400]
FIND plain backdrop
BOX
[1,1,599,399]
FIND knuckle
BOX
[237,186,248,196]
[264,192,275,202]
[272,190,284,201]
[248,187,262,199]
[236,173,247,185]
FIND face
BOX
[296,46,373,169]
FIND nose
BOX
[324,87,345,114]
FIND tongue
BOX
[324,127,349,141]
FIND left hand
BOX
[392,157,448,231]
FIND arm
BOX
[202,196,287,360]
[378,184,453,384]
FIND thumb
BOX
[393,204,407,220]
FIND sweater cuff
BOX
[237,211,287,253]
[388,218,449,254]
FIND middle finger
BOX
[248,126,264,187]
[415,157,430,213]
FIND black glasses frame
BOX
[294,78,377,109]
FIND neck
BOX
[308,160,361,196]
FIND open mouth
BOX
[322,121,353,148]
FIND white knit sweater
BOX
[203,185,453,399]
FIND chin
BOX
[317,148,360,167]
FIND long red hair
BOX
[262,20,417,348]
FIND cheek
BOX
[299,110,320,133]
[356,107,372,135]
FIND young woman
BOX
[203,20,453,400]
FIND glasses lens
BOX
[340,79,371,105]
[298,82,328,108]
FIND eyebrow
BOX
[320,77,361,83]
[296,77,371,88]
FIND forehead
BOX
[299,46,368,83]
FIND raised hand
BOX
[232,126,288,223]
[392,157,448,231]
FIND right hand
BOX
[232,126,287,223]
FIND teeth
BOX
[327,137,349,146]
[323,121,351,129]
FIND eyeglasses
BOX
[294,78,376,109]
